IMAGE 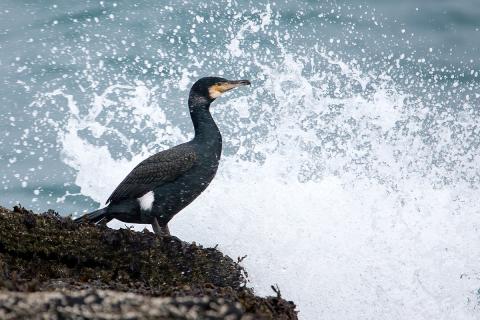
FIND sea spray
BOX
[3,1,480,319]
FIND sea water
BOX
[1,1,479,319]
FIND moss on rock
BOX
[0,206,297,319]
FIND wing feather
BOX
[106,144,197,204]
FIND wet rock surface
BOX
[0,206,297,319]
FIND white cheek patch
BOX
[208,87,223,99]
[137,191,154,211]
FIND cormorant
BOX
[75,77,251,236]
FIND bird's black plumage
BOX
[106,144,197,204]
[75,77,250,236]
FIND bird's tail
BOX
[74,207,109,224]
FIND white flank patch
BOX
[137,191,154,211]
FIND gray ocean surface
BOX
[1,1,480,320]
[1,0,479,212]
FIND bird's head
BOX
[188,77,251,108]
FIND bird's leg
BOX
[152,217,170,236]
[97,217,109,227]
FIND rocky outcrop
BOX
[0,206,297,319]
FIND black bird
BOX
[75,77,251,236]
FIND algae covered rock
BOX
[0,289,246,320]
[0,206,297,319]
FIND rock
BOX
[0,206,297,319]
[0,289,247,319]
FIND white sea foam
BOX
[29,5,480,320]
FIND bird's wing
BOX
[106,144,197,204]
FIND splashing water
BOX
[2,1,480,319]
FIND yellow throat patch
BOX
[208,83,237,99]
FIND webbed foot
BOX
[151,217,184,244]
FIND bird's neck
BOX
[189,104,221,143]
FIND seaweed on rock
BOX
[0,205,297,319]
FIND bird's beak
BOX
[225,79,251,87]
[208,80,251,99]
